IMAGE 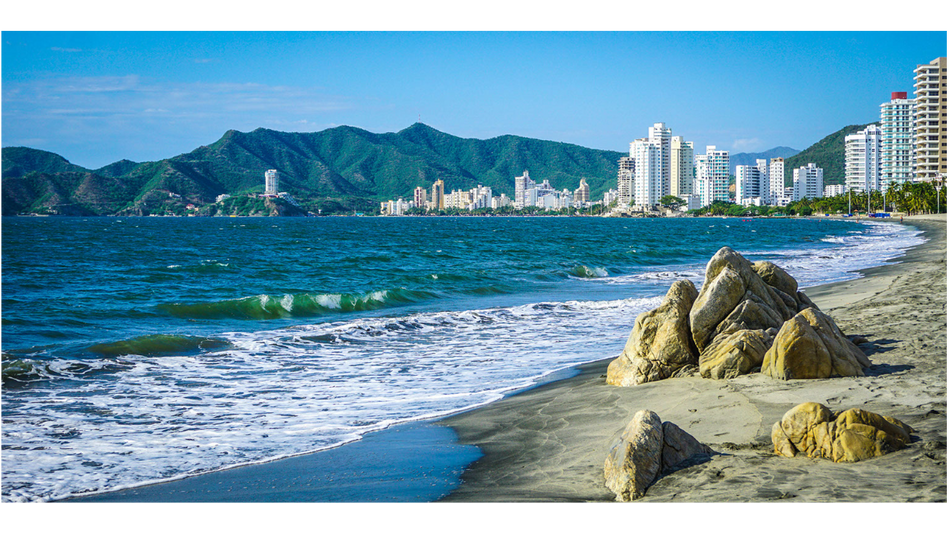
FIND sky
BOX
[1,8,947,169]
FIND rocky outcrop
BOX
[604,410,713,501]
[771,402,914,462]
[606,281,699,386]
[761,308,871,380]
[607,246,865,385]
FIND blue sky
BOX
[2,29,946,169]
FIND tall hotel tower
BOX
[913,57,947,182]
[769,158,785,205]
[414,186,427,210]
[845,124,882,193]
[880,92,916,189]
[616,157,634,206]
[695,146,730,206]
[670,136,694,197]
[514,170,535,209]
[431,179,446,210]
[647,122,673,196]
[264,169,279,195]
[630,137,662,209]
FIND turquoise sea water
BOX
[0,216,925,501]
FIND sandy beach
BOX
[439,215,947,502]
[56,215,946,506]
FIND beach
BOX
[439,214,946,502]
[50,215,945,505]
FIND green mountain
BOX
[729,147,800,175]
[782,123,877,187]
[2,123,626,216]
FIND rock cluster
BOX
[607,247,869,385]
[604,410,713,501]
[771,402,914,462]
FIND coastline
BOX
[438,214,946,502]
[56,215,946,503]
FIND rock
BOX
[605,410,714,501]
[761,308,871,380]
[772,402,915,463]
[752,261,798,299]
[699,329,773,379]
[604,410,664,501]
[606,280,699,386]
[690,248,794,353]
[796,290,820,312]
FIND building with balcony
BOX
[264,169,279,195]
[880,91,916,189]
[670,136,694,197]
[914,57,947,182]
[845,124,882,193]
[793,163,824,200]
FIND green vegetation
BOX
[783,123,876,187]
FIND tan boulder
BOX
[606,280,698,386]
[772,403,915,463]
[605,410,714,501]
[699,329,772,379]
[690,248,794,354]
[752,260,798,298]
[761,308,870,380]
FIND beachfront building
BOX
[491,194,512,209]
[670,136,694,197]
[792,163,824,200]
[694,146,730,207]
[648,122,673,197]
[845,124,882,193]
[630,137,662,209]
[825,184,845,197]
[880,92,916,189]
[469,185,493,210]
[514,170,535,208]
[616,156,634,206]
[414,187,427,210]
[735,159,769,206]
[264,169,279,195]
[574,178,590,204]
[769,157,786,205]
[913,57,947,182]
[431,179,446,211]
[602,188,619,206]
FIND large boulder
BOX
[606,280,699,386]
[604,410,713,501]
[690,248,795,353]
[699,328,772,379]
[771,402,914,462]
[761,308,871,380]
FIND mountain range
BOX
[2,122,861,216]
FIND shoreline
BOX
[438,214,946,502]
[58,216,949,504]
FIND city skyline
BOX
[2,22,945,169]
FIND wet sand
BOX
[439,214,947,502]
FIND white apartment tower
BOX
[630,138,662,209]
[574,178,590,204]
[844,124,882,193]
[769,158,785,205]
[735,159,769,205]
[880,91,916,189]
[793,163,824,200]
[647,122,673,196]
[264,169,279,195]
[913,57,947,182]
[670,136,694,197]
[514,170,535,209]
[694,146,730,206]
[413,186,427,210]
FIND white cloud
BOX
[731,137,763,151]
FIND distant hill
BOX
[2,123,625,216]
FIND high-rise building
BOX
[735,159,769,205]
[793,163,824,200]
[265,169,279,195]
[769,158,785,205]
[414,186,427,210]
[514,170,535,209]
[574,178,590,204]
[695,146,729,206]
[845,124,882,193]
[431,179,445,211]
[880,91,916,189]
[617,156,634,206]
[630,138,662,209]
[648,122,673,196]
[913,57,947,182]
[670,136,694,197]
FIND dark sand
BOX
[55,215,946,506]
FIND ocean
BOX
[0,215,925,502]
